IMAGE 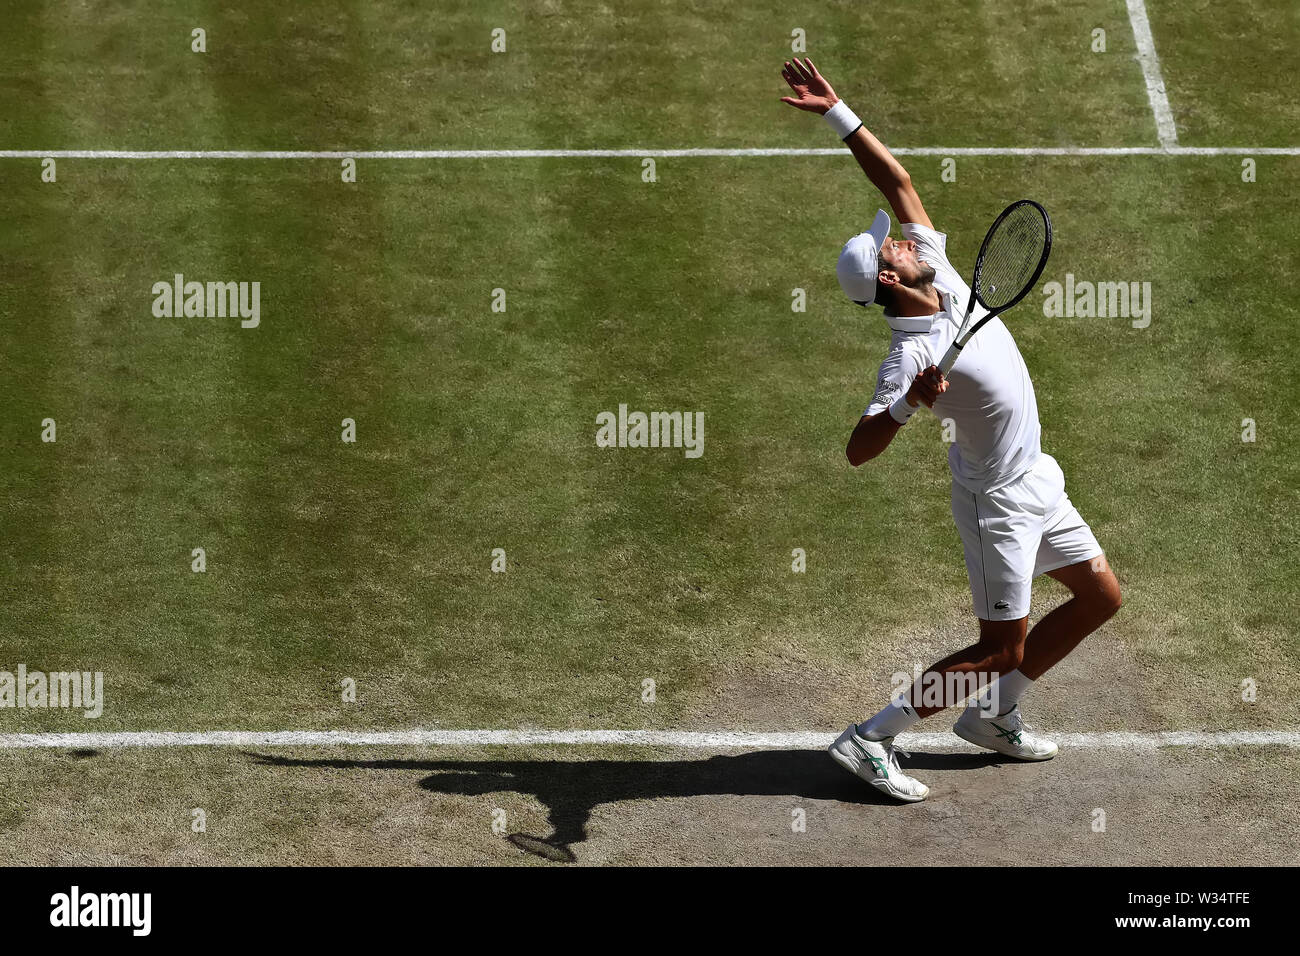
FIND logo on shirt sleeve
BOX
[873,379,902,407]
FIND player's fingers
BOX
[805,57,821,77]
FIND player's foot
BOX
[828,725,930,802]
[953,703,1058,760]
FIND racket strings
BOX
[976,205,1048,310]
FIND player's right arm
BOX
[780,58,931,229]
[846,365,947,466]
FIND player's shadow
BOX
[247,747,994,863]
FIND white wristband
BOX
[824,100,863,140]
[889,394,918,424]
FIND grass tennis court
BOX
[0,0,1296,864]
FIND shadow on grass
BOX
[247,748,997,862]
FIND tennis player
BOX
[780,58,1122,801]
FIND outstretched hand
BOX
[780,58,840,115]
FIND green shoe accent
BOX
[991,722,1022,746]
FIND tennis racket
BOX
[937,199,1052,375]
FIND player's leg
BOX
[828,618,1026,801]
[951,455,1119,758]
[1020,555,1122,679]
[945,459,1067,758]
[855,473,1038,732]
[906,615,1027,718]
[953,560,1118,760]
[1020,454,1121,679]
[828,477,1040,799]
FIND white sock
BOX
[978,669,1035,716]
[857,698,921,741]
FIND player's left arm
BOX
[780,57,932,229]
[846,366,948,465]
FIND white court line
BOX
[0,729,1297,750]
[0,146,1296,159]
[1126,0,1179,147]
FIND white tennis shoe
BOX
[953,703,1058,760]
[828,725,930,802]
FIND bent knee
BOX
[994,647,1024,674]
[975,641,1024,675]
[976,617,1028,673]
[1090,574,1123,619]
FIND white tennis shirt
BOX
[863,222,1042,493]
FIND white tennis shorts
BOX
[950,453,1103,621]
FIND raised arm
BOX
[780,58,931,228]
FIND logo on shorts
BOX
[994,600,1010,610]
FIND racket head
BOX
[970,199,1052,314]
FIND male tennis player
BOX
[780,58,1122,801]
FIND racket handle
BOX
[937,342,961,375]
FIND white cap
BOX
[836,208,892,306]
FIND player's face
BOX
[880,236,936,287]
